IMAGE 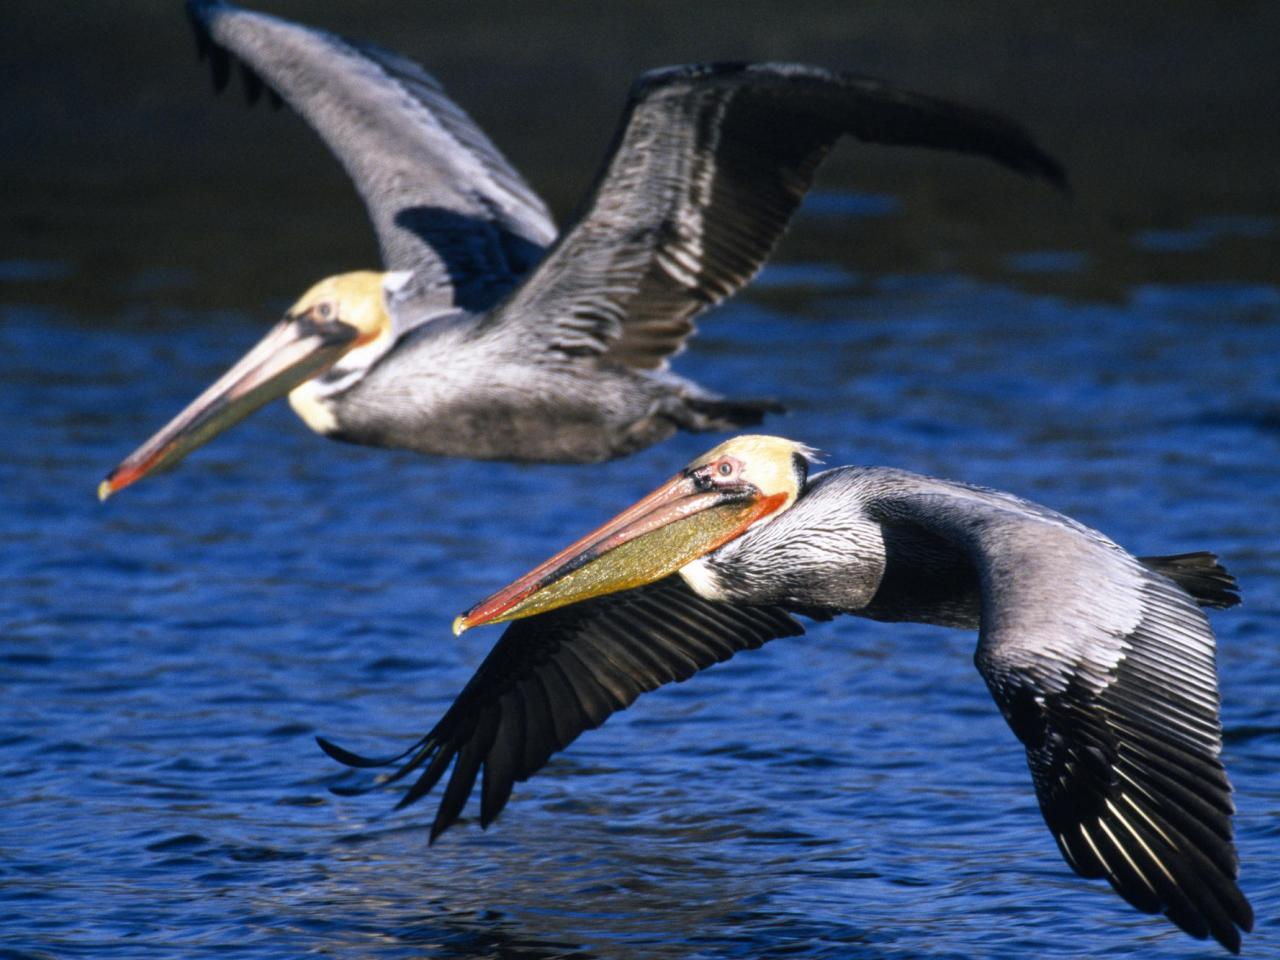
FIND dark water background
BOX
[3,3,1279,957]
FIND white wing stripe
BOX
[1108,797,1178,888]
[1098,815,1158,896]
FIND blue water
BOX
[3,259,1279,957]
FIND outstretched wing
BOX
[482,62,1067,369]
[187,1,556,313]
[863,473,1252,953]
[318,576,803,841]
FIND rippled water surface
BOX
[5,235,1279,958]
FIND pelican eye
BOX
[316,301,334,320]
[708,457,746,485]
[690,457,744,491]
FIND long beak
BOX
[98,315,357,500]
[454,473,787,634]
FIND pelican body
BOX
[100,1,1067,498]
[323,437,1252,953]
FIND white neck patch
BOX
[288,380,340,435]
[679,556,726,601]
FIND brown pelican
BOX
[99,1,1067,499]
[321,436,1252,953]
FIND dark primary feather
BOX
[982,573,1253,952]
[1138,552,1241,610]
[858,480,1252,954]
[708,466,1251,952]
[483,62,1067,370]
[185,0,555,312]
[319,577,803,841]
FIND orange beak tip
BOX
[97,479,114,503]
[451,615,469,637]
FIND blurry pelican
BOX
[100,1,1067,499]
[323,436,1252,953]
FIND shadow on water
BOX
[3,0,1278,311]
[307,813,900,960]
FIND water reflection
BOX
[1133,216,1277,255]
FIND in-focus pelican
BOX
[322,436,1252,953]
[99,0,1067,499]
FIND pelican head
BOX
[99,270,410,500]
[454,435,818,633]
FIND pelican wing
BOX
[187,1,556,312]
[863,476,1251,953]
[319,576,802,841]
[481,62,1066,369]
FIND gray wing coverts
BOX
[863,477,1252,952]
[484,62,1067,369]
[318,577,803,841]
[187,0,555,311]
